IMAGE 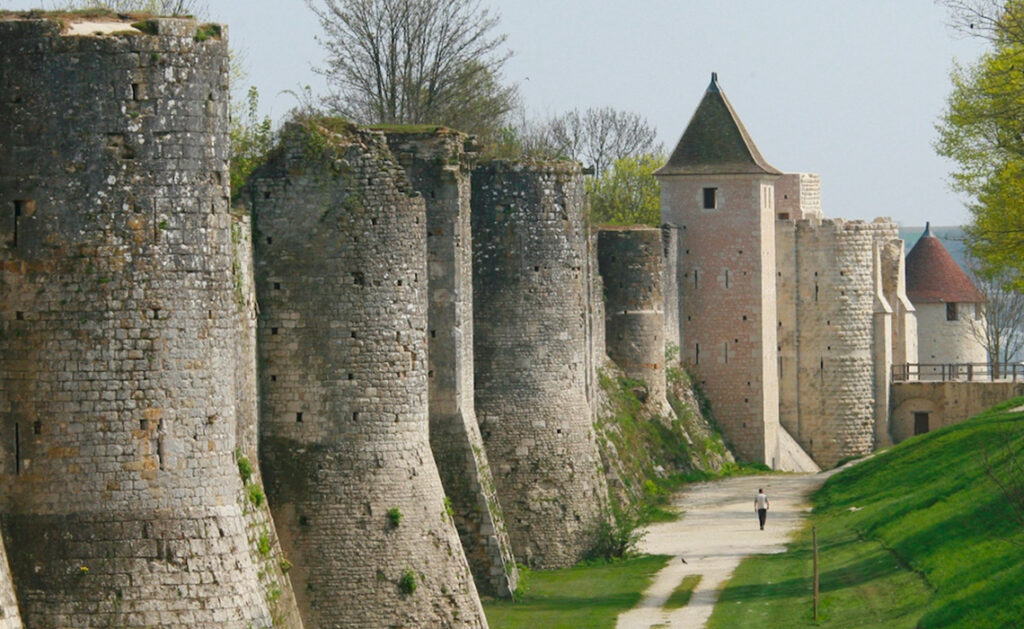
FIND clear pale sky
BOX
[2,0,990,226]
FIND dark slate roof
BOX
[656,73,781,176]
[905,223,985,304]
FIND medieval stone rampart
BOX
[384,129,518,599]
[775,218,896,467]
[471,160,609,568]
[890,381,1024,442]
[0,16,277,627]
[597,227,667,409]
[247,120,485,627]
[660,174,782,466]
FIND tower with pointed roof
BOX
[656,73,783,466]
[906,223,987,375]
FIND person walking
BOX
[754,488,769,530]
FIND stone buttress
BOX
[247,120,486,627]
[471,160,609,568]
[384,130,518,599]
[0,16,275,627]
[597,227,668,412]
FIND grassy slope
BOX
[709,397,1024,628]
[483,554,670,629]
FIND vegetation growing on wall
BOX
[590,350,739,558]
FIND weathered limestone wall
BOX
[661,225,681,358]
[597,227,667,409]
[776,218,882,467]
[877,231,917,370]
[472,161,609,567]
[916,302,988,371]
[0,17,273,627]
[249,121,485,627]
[661,174,781,465]
[384,130,517,599]
[890,381,1024,443]
[774,173,822,221]
[229,212,303,628]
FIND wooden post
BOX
[813,526,819,621]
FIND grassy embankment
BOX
[483,554,670,629]
[708,397,1024,628]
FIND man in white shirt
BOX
[754,488,770,530]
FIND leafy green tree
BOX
[307,0,517,139]
[230,86,274,194]
[587,153,664,227]
[937,1,1024,287]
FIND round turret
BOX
[471,160,609,568]
[0,14,275,626]
[247,120,486,627]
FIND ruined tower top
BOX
[656,72,781,177]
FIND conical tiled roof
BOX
[655,73,781,176]
[905,223,985,303]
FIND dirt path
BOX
[616,471,838,628]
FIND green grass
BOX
[708,397,1024,628]
[665,574,702,610]
[483,554,670,629]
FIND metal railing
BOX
[891,362,1024,383]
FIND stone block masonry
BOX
[384,130,518,599]
[472,160,609,568]
[597,227,668,410]
[247,120,486,627]
[0,16,275,627]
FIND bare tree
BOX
[307,0,517,138]
[940,0,1024,44]
[46,0,206,15]
[967,262,1024,374]
[547,107,661,176]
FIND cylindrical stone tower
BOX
[247,120,485,627]
[597,227,668,409]
[384,130,518,599]
[789,219,879,467]
[0,15,274,627]
[471,160,609,568]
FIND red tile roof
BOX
[905,224,985,303]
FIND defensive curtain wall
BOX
[597,227,668,413]
[383,130,518,598]
[246,120,486,628]
[0,16,296,627]
[471,160,610,568]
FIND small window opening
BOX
[430,330,436,338]
[693,269,699,289]
[296,412,303,423]
[350,331,357,339]
[271,327,278,335]
[273,282,281,290]
[371,218,378,226]
[151,308,160,320]
[702,187,718,209]
[352,412,359,421]
[723,342,729,364]
[724,269,730,288]
[695,343,700,365]
[140,419,149,430]
[778,212,789,220]
[270,375,277,382]
[15,311,23,321]
[33,421,41,435]
[131,83,140,101]
[947,303,958,321]
[352,271,366,286]
[347,373,354,380]
[814,284,819,302]
[266,237,273,244]
[263,191,271,200]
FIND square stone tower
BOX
[656,73,782,466]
